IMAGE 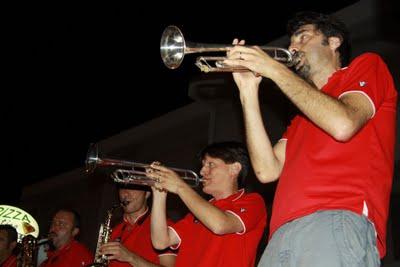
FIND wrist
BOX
[240,91,259,106]
[153,190,167,201]
[176,182,190,196]
[129,253,138,265]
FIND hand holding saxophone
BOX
[99,242,135,263]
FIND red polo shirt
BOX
[1,254,17,267]
[40,240,93,267]
[109,208,175,267]
[170,189,267,267]
[270,53,397,258]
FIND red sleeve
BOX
[158,218,178,256]
[338,53,393,116]
[281,116,301,140]
[168,213,193,250]
[224,193,267,234]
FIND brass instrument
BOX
[18,236,48,267]
[0,205,42,267]
[88,204,121,267]
[86,143,202,187]
[19,235,37,267]
[160,25,300,72]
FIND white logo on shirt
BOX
[240,208,246,213]
[359,81,367,87]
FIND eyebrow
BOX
[293,29,307,37]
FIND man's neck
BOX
[55,239,73,251]
[212,185,239,201]
[0,253,10,264]
[311,57,341,89]
[124,205,148,224]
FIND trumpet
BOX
[85,143,203,187]
[160,25,300,72]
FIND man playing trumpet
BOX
[225,11,397,267]
[149,141,267,267]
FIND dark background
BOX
[3,0,377,203]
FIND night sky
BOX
[4,1,361,203]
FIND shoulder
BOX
[348,52,385,68]
[239,192,266,206]
[112,221,125,231]
[72,241,92,254]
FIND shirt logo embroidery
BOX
[359,81,367,87]
[240,208,246,213]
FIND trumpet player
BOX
[40,208,93,267]
[150,141,267,267]
[99,185,176,267]
[225,11,397,267]
[0,224,18,267]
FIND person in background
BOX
[0,224,18,267]
[40,208,93,267]
[99,185,176,267]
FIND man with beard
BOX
[224,11,397,267]
[40,208,93,267]
[0,225,18,267]
[99,185,176,267]
[149,141,267,267]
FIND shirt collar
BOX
[210,188,245,203]
[123,206,149,226]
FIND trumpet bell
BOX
[160,25,186,69]
[85,143,203,187]
[86,143,100,173]
[160,25,299,72]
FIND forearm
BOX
[151,193,172,249]
[240,88,283,182]
[178,185,239,234]
[271,66,361,140]
[127,253,163,267]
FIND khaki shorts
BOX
[258,210,380,267]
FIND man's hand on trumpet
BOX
[225,39,286,80]
[146,162,189,195]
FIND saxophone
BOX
[88,204,121,267]
[19,234,37,267]
[18,235,48,267]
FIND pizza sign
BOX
[0,205,39,241]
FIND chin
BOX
[296,66,311,81]
[202,185,216,196]
[202,186,210,194]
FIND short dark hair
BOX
[199,141,250,188]
[117,183,150,192]
[57,208,81,229]
[287,11,351,66]
[0,224,18,244]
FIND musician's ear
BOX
[10,240,17,251]
[230,162,242,177]
[72,227,79,237]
